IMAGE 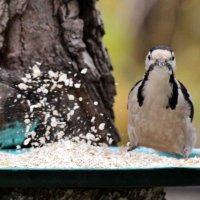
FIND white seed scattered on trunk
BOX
[86,132,96,141]
[91,117,95,123]
[53,110,59,116]
[94,101,98,106]
[81,68,88,74]
[23,138,31,146]
[50,117,58,127]
[24,119,31,124]
[32,64,42,78]
[58,73,68,83]
[18,83,28,90]
[79,97,83,101]
[48,70,59,79]
[68,94,75,101]
[57,131,65,139]
[39,137,46,144]
[91,126,97,133]
[74,83,81,88]
[35,61,42,66]
[99,123,105,130]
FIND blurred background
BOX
[97,0,200,146]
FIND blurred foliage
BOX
[98,0,200,146]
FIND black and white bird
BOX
[128,45,196,157]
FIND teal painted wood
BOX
[111,146,200,159]
[0,121,37,148]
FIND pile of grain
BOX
[0,140,200,168]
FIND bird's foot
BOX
[182,145,191,158]
[127,146,137,152]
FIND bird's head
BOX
[145,45,176,72]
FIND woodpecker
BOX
[128,45,196,157]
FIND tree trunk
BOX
[0,0,165,199]
[0,188,166,200]
[0,0,119,146]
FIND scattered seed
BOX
[32,64,42,78]
[18,83,28,90]
[94,101,98,106]
[68,94,75,101]
[99,123,105,130]
[74,83,81,88]
[81,68,87,74]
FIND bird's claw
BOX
[127,146,137,152]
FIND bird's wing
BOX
[177,80,194,121]
[127,80,143,109]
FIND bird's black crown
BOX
[149,45,173,53]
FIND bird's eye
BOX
[148,55,151,60]
[172,56,175,61]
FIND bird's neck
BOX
[143,67,173,107]
[147,67,172,85]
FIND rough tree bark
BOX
[0,0,165,199]
[0,0,120,146]
[0,188,166,200]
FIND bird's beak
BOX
[156,59,172,69]
[156,59,167,67]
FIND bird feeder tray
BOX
[0,147,200,188]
